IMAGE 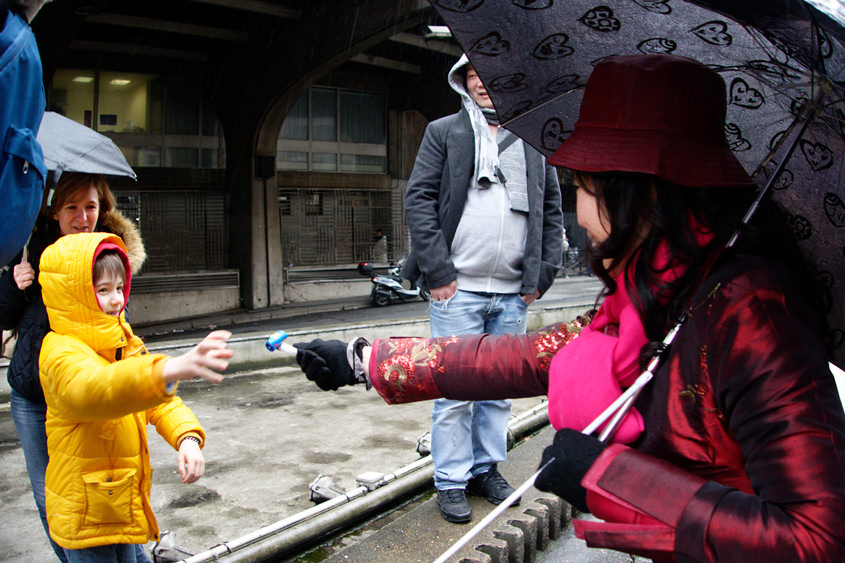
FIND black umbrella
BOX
[430,0,845,364]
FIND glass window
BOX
[49,69,96,126]
[312,153,337,172]
[277,150,308,171]
[115,146,163,168]
[168,147,198,168]
[201,149,219,169]
[97,71,159,133]
[340,154,386,173]
[148,78,163,134]
[49,68,225,170]
[276,86,387,174]
[311,87,337,142]
[280,95,308,140]
[202,96,218,136]
[165,75,199,135]
[137,147,162,167]
[340,91,385,144]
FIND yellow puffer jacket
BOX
[38,232,205,549]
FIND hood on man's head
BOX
[448,54,472,99]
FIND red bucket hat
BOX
[549,54,755,188]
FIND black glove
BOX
[534,428,606,512]
[293,339,356,391]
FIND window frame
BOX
[277,86,387,174]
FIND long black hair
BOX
[576,170,831,356]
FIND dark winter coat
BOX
[401,108,563,297]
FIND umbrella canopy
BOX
[431,0,845,363]
[36,111,137,180]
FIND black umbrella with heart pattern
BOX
[431,0,845,363]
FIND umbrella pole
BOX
[727,92,823,248]
[589,314,686,442]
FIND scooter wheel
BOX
[373,292,391,307]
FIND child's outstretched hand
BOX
[163,330,234,384]
[178,438,205,484]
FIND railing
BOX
[284,263,393,283]
[561,248,589,277]
[131,270,239,294]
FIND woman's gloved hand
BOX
[293,339,355,390]
[535,428,606,512]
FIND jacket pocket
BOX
[82,468,136,526]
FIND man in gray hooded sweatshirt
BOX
[402,55,563,523]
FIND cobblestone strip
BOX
[453,494,570,563]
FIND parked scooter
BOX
[358,260,429,306]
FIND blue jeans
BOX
[10,389,68,562]
[63,543,151,563]
[429,290,527,489]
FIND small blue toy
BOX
[266,330,297,354]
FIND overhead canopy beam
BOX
[68,40,208,62]
[389,32,461,57]
[187,0,301,19]
[350,53,421,74]
[86,13,249,42]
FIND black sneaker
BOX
[467,464,519,506]
[437,488,472,523]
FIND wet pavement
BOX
[0,276,609,562]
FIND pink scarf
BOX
[547,267,648,443]
[548,227,712,443]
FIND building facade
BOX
[30,1,575,325]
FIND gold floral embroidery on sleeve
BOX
[534,314,592,371]
[376,337,453,402]
[678,344,724,420]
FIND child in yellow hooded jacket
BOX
[38,232,233,562]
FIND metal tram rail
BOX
[177,403,552,563]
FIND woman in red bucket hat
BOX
[292,54,845,560]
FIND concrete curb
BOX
[320,424,574,563]
[453,495,569,563]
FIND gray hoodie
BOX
[447,55,528,294]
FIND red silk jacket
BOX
[368,256,845,562]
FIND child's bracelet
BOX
[181,436,201,447]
